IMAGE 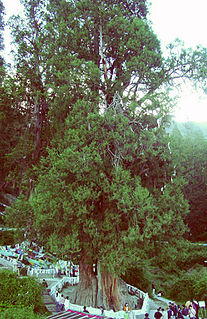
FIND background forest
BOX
[0,0,207,315]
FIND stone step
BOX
[43,294,55,305]
[46,304,57,313]
[42,294,57,315]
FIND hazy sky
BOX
[2,0,207,123]
[150,0,207,122]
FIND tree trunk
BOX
[73,256,121,311]
[101,270,121,311]
[73,255,97,307]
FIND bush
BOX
[0,229,24,246]
[168,267,207,301]
[0,270,45,313]
[0,230,15,245]
[121,262,152,293]
[19,267,28,276]
[0,306,46,319]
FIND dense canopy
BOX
[1,0,207,310]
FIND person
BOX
[55,292,61,312]
[160,309,165,318]
[152,283,156,295]
[123,303,131,319]
[17,260,22,276]
[172,303,178,319]
[42,278,48,295]
[154,307,163,319]
[145,313,150,319]
[73,266,76,277]
[124,303,131,312]
[188,305,196,319]
[192,300,199,319]
[100,306,105,316]
[182,305,188,319]
[83,306,89,313]
[157,290,163,297]
[185,301,191,309]
[167,305,174,319]
[59,294,65,311]
[64,296,70,311]
[177,305,183,319]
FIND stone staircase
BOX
[43,294,57,314]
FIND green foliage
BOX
[6,97,187,277]
[3,0,207,305]
[6,195,34,241]
[0,270,45,313]
[149,239,207,274]
[122,261,152,293]
[0,75,35,199]
[0,230,15,245]
[168,267,207,301]
[175,241,207,270]
[144,240,207,299]
[0,0,4,50]
[170,124,207,241]
[0,306,46,319]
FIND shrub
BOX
[168,267,207,301]
[0,230,15,245]
[0,270,45,313]
[19,267,28,276]
[0,229,24,246]
[0,306,46,319]
[121,262,152,293]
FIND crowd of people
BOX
[55,290,71,312]
[151,300,201,319]
[41,277,204,319]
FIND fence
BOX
[0,253,150,318]
[49,277,150,319]
[0,254,17,269]
[27,267,57,277]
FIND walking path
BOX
[148,295,173,319]
[47,309,102,319]
[44,294,171,319]
[43,294,56,314]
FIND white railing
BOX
[50,276,79,297]
[49,277,150,319]
[0,255,17,269]
[27,267,57,277]
[0,249,150,318]
[127,283,146,299]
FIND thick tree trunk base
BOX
[73,258,121,311]
[101,271,121,311]
[73,259,97,307]
[69,276,140,312]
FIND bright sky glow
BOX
[149,0,207,49]
[2,0,207,123]
[149,0,207,122]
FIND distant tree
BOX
[170,124,207,241]
[0,76,30,197]
[8,0,50,164]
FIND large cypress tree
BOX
[5,0,207,310]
